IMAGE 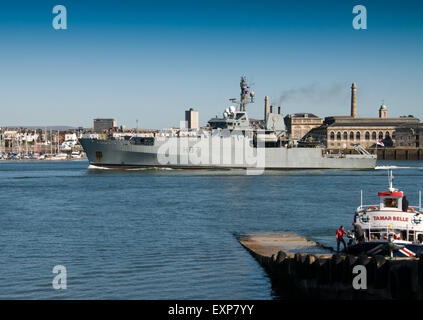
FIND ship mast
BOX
[231,76,255,112]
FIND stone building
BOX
[394,123,423,148]
[322,114,418,149]
[301,83,420,149]
[283,113,323,140]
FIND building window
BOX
[385,131,390,138]
[343,132,348,140]
[372,132,377,140]
[330,132,335,140]
[365,132,370,140]
[378,132,383,140]
[356,132,361,140]
[350,132,354,140]
[337,132,341,140]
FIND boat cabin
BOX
[378,191,404,211]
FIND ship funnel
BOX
[278,106,281,115]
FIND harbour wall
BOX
[340,148,423,161]
[248,249,423,299]
[238,233,423,299]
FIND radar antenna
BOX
[229,76,255,112]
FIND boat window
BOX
[382,231,402,240]
[369,229,381,240]
[384,198,398,208]
[235,113,245,120]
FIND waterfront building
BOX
[283,113,323,140]
[185,108,199,130]
[298,83,420,149]
[394,123,423,148]
[93,118,117,132]
[321,113,419,149]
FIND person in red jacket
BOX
[336,226,347,252]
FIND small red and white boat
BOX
[347,170,423,257]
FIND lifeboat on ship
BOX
[347,170,423,257]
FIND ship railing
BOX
[322,151,346,159]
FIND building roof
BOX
[324,116,419,126]
[327,122,414,128]
[287,113,320,118]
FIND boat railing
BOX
[357,204,380,212]
[408,206,423,214]
[358,205,423,215]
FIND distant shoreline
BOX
[0,158,88,162]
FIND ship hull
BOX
[79,138,377,170]
[347,241,423,257]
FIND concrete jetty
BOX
[238,232,423,299]
[238,233,333,258]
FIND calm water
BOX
[0,160,422,299]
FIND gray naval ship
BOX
[79,77,377,170]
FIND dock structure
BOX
[238,233,333,258]
[238,232,423,300]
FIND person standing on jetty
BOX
[336,226,347,252]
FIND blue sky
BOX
[0,0,422,128]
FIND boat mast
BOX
[388,169,394,191]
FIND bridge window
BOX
[384,198,398,208]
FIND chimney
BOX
[278,106,281,114]
[351,82,357,118]
[264,96,269,120]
